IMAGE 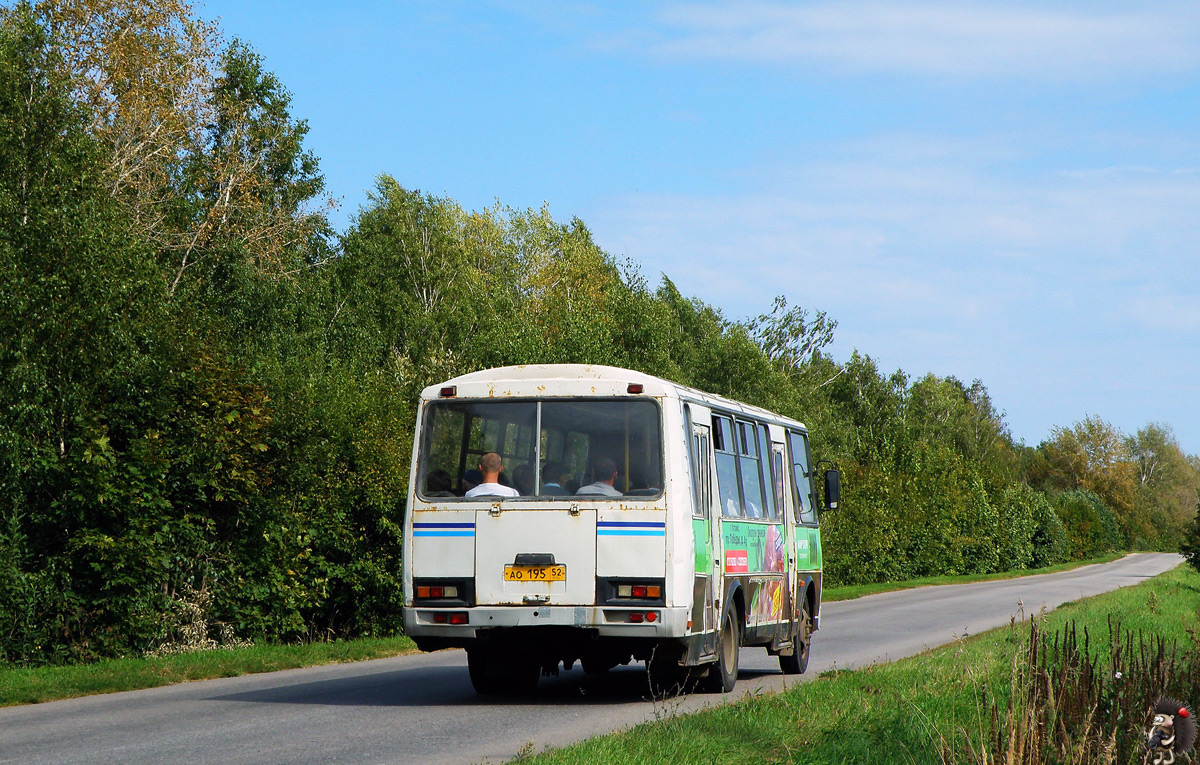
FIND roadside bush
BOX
[958,478,1001,574]
[1052,490,1122,560]
[1028,491,1070,568]
[994,484,1040,571]
[821,465,907,586]
[1178,490,1200,573]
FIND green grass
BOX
[529,562,1196,764]
[822,552,1127,602]
[0,635,417,707]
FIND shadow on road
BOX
[205,664,709,708]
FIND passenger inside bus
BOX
[539,461,570,495]
[575,456,622,497]
[465,453,520,498]
[460,469,482,495]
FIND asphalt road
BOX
[0,553,1180,764]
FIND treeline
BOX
[1,1,1197,666]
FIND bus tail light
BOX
[616,584,661,599]
[432,612,468,625]
[414,579,472,605]
[416,585,458,599]
[439,386,457,397]
[626,611,658,624]
[603,579,665,605]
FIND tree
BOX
[744,295,836,373]
[1179,491,1200,573]
[1031,416,1138,544]
[171,39,330,298]
[906,375,1013,472]
[1127,423,1200,548]
[27,0,219,252]
[0,5,172,661]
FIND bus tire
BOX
[779,597,812,675]
[467,647,538,695]
[702,604,740,693]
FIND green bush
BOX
[1028,491,1070,568]
[1051,490,1122,560]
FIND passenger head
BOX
[462,469,483,493]
[541,461,565,485]
[592,456,617,485]
[478,452,503,480]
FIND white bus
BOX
[402,364,840,694]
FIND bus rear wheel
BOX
[779,599,812,675]
[701,604,740,693]
[467,647,538,695]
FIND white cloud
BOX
[590,132,1200,353]
[635,1,1200,79]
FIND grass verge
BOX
[0,635,417,707]
[823,552,1127,602]
[528,562,1195,764]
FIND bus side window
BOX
[736,420,765,519]
[788,430,817,524]
[712,415,742,517]
[690,430,710,518]
[757,424,778,521]
[772,448,786,520]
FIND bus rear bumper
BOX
[404,605,689,640]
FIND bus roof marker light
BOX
[627,383,644,394]
[440,386,457,397]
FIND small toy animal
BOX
[1146,697,1196,765]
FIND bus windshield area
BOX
[418,399,663,500]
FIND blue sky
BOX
[197,1,1200,455]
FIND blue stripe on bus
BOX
[413,522,475,529]
[598,529,666,536]
[413,530,475,537]
[597,521,665,528]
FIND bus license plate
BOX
[504,564,566,582]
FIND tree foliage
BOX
[0,2,1193,665]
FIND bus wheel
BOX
[467,647,538,695]
[702,604,740,693]
[779,599,812,675]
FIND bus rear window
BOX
[418,399,663,500]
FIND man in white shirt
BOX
[465,452,520,498]
[575,456,623,497]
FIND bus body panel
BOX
[474,505,597,605]
[411,508,476,578]
[596,508,667,579]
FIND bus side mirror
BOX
[823,469,840,511]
